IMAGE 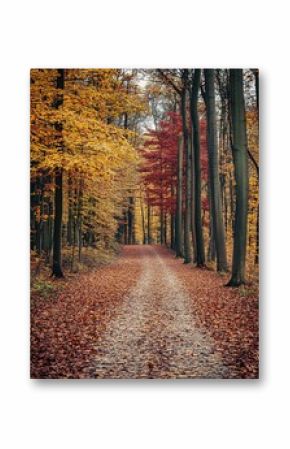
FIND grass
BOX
[31,278,57,298]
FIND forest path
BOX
[93,245,227,379]
[31,245,258,379]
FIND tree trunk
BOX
[52,69,64,278]
[190,69,206,266]
[170,184,175,250]
[181,69,192,263]
[254,69,259,265]
[164,212,167,245]
[127,208,132,244]
[175,136,184,257]
[204,69,227,272]
[140,187,146,244]
[190,133,197,263]
[78,178,83,263]
[227,69,249,286]
[123,221,128,245]
[207,182,216,262]
[147,201,151,244]
[160,208,164,244]
[255,204,259,264]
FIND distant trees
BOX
[140,112,182,248]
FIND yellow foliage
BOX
[31,69,144,244]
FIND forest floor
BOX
[31,245,259,379]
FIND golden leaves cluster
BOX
[31,69,144,239]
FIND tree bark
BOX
[52,69,64,277]
[147,201,151,244]
[175,136,184,257]
[190,69,206,266]
[127,197,133,244]
[204,69,227,272]
[190,133,197,263]
[170,184,175,250]
[181,69,192,263]
[160,208,164,244]
[140,187,146,244]
[227,69,249,286]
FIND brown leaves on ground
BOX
[157,247,259,378]
[31,245,258,379]
[30,247,142,378]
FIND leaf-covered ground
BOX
[31,245,258,379]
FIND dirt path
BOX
[94,246,227,378]
[31,245,258,379]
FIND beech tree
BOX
[189,69,206,267]
[204,69,227,272]
[181,69,192,263]
[227,69,249,286]
[52,69,64,277]
[176,135,184,257]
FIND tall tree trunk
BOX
[30,180,37,251]
[147,201,151,244]
[227,69,249,286]
[164,212,167,245]
[170,184,175,250]
[78,178,83,263]
[67,175,73,246]
[175,136,184,257]
[131,197,136,244]
[123,221,128,245]
[190,133,197,262]
[160,208,164,244]
[181,70,191,263]
[204,69,227,272]
[254,69,259,265]
[255,204,259,264]
[190,69,205,266]
[127,198,133,245]
[170,212,175,250]
[254,69,259,111]
[35,177,42,254]
[207,182,216,262]
[140,187,146,244]
[52,69,64,277]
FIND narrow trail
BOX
[94,246,228,379]
[31,245,258,379]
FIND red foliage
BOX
[140,112,182,213]
[140,113,208,215]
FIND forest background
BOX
[30,68,258,290]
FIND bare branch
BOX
[157,69,182,95]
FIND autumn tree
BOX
[227,69,249,286]
[52,69,64,277]
[204,69,227,272]
[189,69,206,266]
[140,112,182,245]
[31,69,144,275]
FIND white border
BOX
[0,1,289,448]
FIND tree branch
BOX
[157,69,182,95]
[247,149,259,176]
